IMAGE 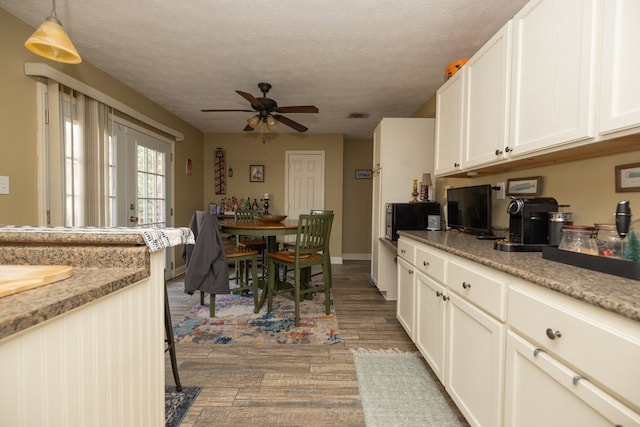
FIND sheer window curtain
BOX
[49,84,111,227]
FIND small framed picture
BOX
[507,176,542,196]
[250,165,264,182]
[355,169,373,179]
[615,162,640,192]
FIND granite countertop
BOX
[0,227,194,341]
[397,230,640,323]
[0,266,148,341]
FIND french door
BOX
[110,120,174,278]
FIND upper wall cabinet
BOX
[508,0,599,157]
[434,71,464,176]
[599,0,640,135]
[462,21,512,170]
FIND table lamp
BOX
[421,173,432,201]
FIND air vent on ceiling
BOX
[347,113,370,119]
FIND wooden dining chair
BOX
[267,213,334,326]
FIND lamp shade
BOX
[421,173,432,186]
[25,16,82,64]
[247,115,260,129]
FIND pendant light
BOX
[24,0,82,64]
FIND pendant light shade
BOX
[24,0,82,64]
[247,115,261,129]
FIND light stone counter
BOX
[398,230,640,322]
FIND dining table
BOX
[218,218,300,309]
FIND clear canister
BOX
[594,224,625,258]
[558,225,598,255]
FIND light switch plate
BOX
[0,176,9,195]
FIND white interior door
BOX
[285,151,325,221]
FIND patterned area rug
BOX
[173,292,340,345]
[165,386,201,427]
[352,349,464,427]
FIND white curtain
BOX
[50,85,110,227]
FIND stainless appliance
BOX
[495,197,558,252]
[385,202,441,241]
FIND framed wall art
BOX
[507,176,542,196]
[615,162,640,192]
[250,165,264,182]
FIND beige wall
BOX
[0,9,204,268]
[203,132,344,259]
[343,138,374,256]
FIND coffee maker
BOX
[495,197,558,252]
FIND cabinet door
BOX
[447,293,505,427]
[599,0,640,134]
[505,331,640,427]
[462,21,512,169]
[509,0,598,156]
[435,71,464,176]
[396,257,415,339]
[414,271,447,383]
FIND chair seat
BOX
[269,251,323,263]
[226,246,260,258]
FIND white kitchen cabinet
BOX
[447,292,506,427]
[396,256,416,339]
[462,21,513,169]
[505,331,640,427]
[398,237,506,427]
[599,0,640,135]
[509,0,598,156]
[508,279,640,414]
[415,269,448,383]
[434,71,464,176]
[370,118,435,300]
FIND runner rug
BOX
[165,386,201,427]
[173,292,340,345]
[352,349,464,427]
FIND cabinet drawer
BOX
[415,244,445,283]
[447,258,507,321]
[509,281,640,412]
[397,238,415,264]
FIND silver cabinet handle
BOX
[572,375,582,385]
[533,348,544,357]
[545,328,562,340]
[462,281,471,289]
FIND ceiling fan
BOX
[201,82,319,133]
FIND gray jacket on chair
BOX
[182,211,230,295]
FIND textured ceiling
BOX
[1,0,528,139]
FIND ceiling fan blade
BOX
[273,114,308,132]
[236,90,265,109]
[243,124,254,132]
[274,105,319,114]
[201,109,254,112]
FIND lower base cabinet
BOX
[415,270,447,382]
[505,331,640,427]
[447,293,505,427]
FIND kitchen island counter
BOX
[399,230,640,322]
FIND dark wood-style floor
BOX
[166,260,468,427]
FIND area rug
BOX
[165,385,201,427]
[352,349,464,427]
[173,292,340,345]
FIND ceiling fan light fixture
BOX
[266,115,277,130]
[247,115,260,129]
[24,0,82,64]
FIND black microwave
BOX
[385,202,441,241]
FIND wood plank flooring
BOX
[166,260,469,427]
